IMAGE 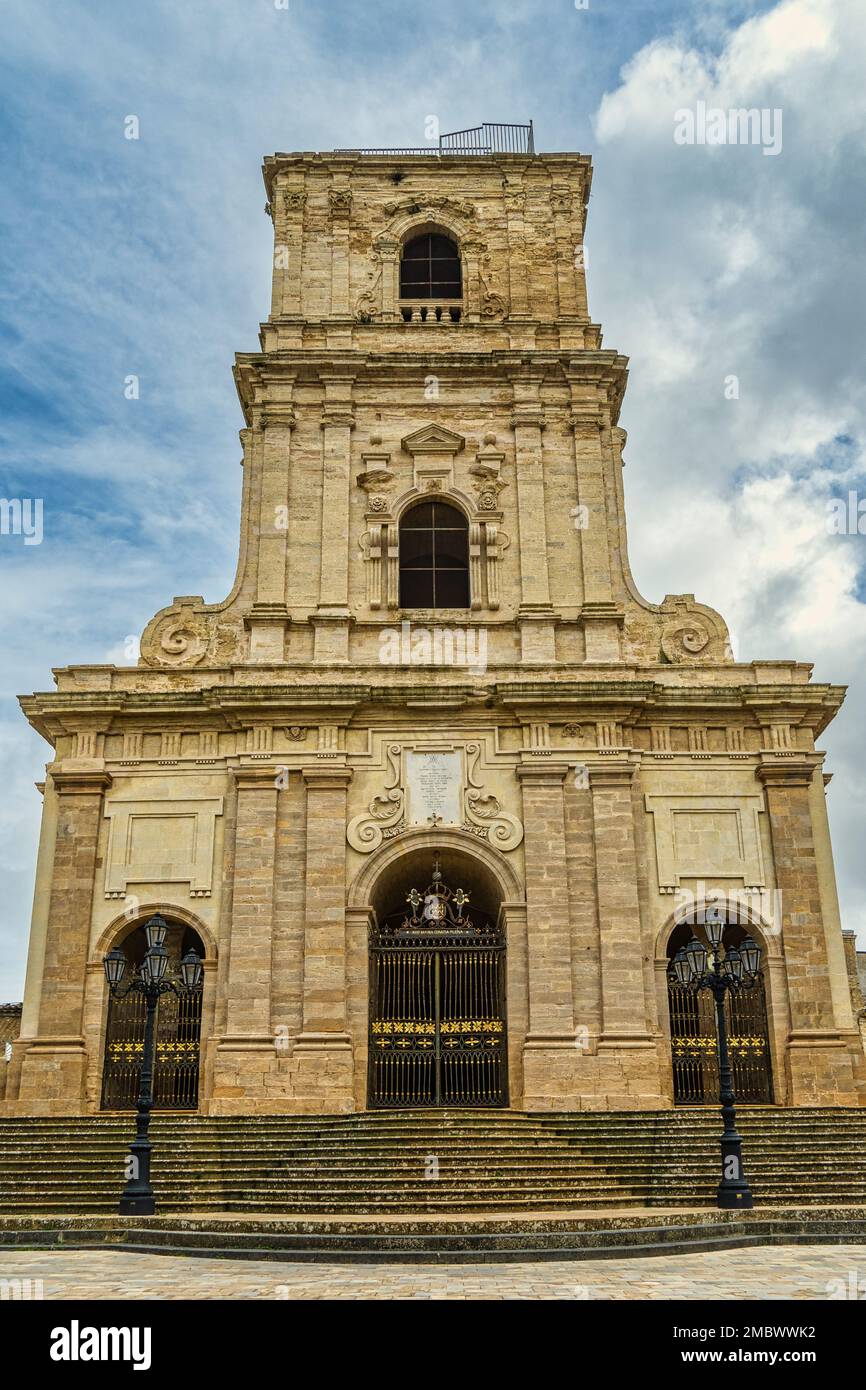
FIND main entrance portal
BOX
[368,859,507,1108]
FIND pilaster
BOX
[516,761,577,1104]
[247,397,295,661]
[328,174,352,319]
[758,757,866,1104]
[223,768,278,1043]
[291,766,354,1109]
[568,382,623,661]
[510,374,556,664]
[271,180,306,320]
[15,769,112,1111]
[314,375,355,661]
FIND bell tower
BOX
[138,124,732,675]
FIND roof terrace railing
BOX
[335,120,534,157]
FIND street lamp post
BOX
[669,922,763,1210]
[103,914,203,1215]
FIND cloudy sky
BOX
[1,0,864,998]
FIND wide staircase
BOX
[2,1108,866,1216]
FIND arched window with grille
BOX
[400,232,462,300]
[399,500,470,608]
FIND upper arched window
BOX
[400,233,462,300]
[399,500,470,608]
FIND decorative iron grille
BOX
[668,973,773,1105]
[101,931,202,1110]
[368,859,507,1108]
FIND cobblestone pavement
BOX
[2,1245,866,1299]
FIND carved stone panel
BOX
[104,798,223,898]
[347,743,524,853]
[645,793,766,894]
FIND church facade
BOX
[5,130,865,1117]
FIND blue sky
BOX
[1,0,865,997]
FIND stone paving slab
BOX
[2,1245,865,1300]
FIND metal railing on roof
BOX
[335,121,534,157]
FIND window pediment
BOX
[401,424,465,457]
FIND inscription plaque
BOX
[406,751,462,827]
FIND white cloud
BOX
[590,0,866,946]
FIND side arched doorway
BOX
[367,853,507,1108]
[101,918,204,1111]
[666,917,774,1105]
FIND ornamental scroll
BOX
[346,744,405,852]
[462,742,523,850]
[346,743,524,853]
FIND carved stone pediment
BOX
[382,195,477,221]
[401,425,465,492]
[401,424,465,457]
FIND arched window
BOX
[400,233,462,299]
[399,501,470,608]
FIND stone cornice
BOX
[20,677,845,742]
[756,754,824,787]
[588,758,641,787]
[515,760,571,784]
[301,766,353,789]
[230,766,284,792]
[233,350,630,422]
[50,769,113,795]
[261,150,593,204]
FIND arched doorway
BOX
[101,917,204,1111]
[367,853,507,1108]
[666,916,773,1105]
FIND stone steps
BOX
[4,1207,866,1260]
[2,1109,865,1216]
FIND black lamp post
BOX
[669,921,763,1210]
[103,914,203,1215]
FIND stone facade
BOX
[5,141,865,1115]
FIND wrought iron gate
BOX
[101,928,202,1110]
[668,974,773,1105]
[368,862,507,1108]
